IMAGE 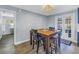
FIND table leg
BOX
[58,38,60,48]
[45,37,49,54]
[58,33,61,48]
[30,31,32,45]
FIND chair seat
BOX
[50,37,57,39]
[37,34,45,40]
[32,32,46,53]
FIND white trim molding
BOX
[14,39,29,45]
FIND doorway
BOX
[55,12,76,43]
[0,9,16,53]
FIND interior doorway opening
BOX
[0,8,16,53]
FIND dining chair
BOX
[32,29,45,53]
[49,27,55,31]
[49,31,61,54]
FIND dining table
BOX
[30,28,61,54]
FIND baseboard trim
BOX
[72,41,77,46]
[14,39,29,45]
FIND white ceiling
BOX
[11,5,79,16]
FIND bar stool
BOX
[49,31,61,54]
[32,29,45,53]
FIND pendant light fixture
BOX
[42,5,54,12]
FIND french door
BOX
[55,12,76,43]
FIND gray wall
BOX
[46,16,55,27]
[0,5,48,44]
[15,10,47,44]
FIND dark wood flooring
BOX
[0,35,79,54]
[15,41,79,54]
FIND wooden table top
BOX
[37,29,55,36]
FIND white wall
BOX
[15,10,47,45]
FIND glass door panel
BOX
[55,13,76,43]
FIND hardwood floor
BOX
[15,41,32,54]
[0,35,79,54]
[0,34,16,54]
[15,41,79,54]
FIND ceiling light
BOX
[42,5,54,12]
